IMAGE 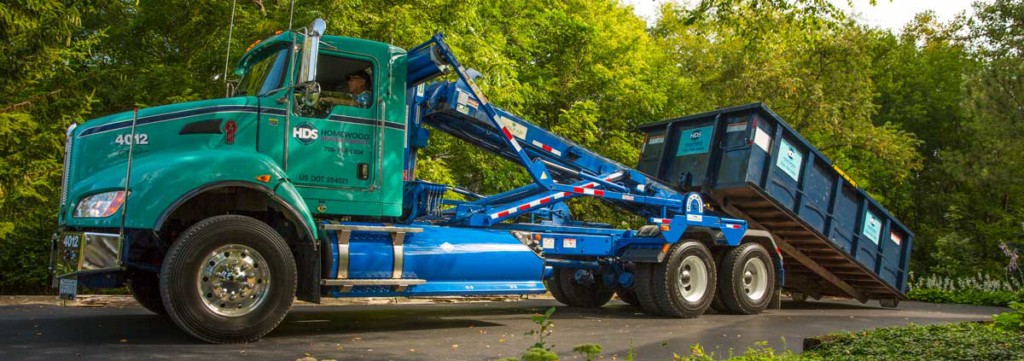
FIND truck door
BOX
[268,52,383,192]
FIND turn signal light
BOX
[256,174,272,183]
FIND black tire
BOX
[634,262,667,315]
[718,243,775,315]
[545,271,571,305]
[160,215,297,343]
[650,241,717,318]
[127,270,166,315]
[615,262,640,308]
[709,248,728,314]
[615,288,640,307]
[553,268,613,308]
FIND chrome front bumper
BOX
[51,231,123,278]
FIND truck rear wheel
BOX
[160,215,296,343]
[127,270,166,315]
[634,262,667,315]
[615,288,640,307]
[544,271,571,305]
[718,243,775,315]
[709,249,728,314]
[615,263,640,307]
[643,241,717,318]
[551,268,613,308]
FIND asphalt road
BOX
[0,297,1007,361]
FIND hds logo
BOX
[293,123,318,145]
[690,130,702,140]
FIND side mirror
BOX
[297,18,327,106]
[298,18,326,84]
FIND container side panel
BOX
[829,185,859,253]
[798,159,835,233]
[766,136,806,210]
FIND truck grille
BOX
[60,124,77,208]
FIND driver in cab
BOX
[322,70,372,108]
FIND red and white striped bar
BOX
[486,172,624,220]
[531,140,563,156]
[501,127,523,152]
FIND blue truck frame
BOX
[314,34,786,301]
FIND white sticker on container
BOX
[648,134,665,145]
[542,238,555,249]
[563,238,577,248]
[890,232,902,245]
[497,116,528,140]
[862,211,882,245]
[727,122,748,133]
[686,214,703,222]
[754,128,771,153]
[776,139,804,181]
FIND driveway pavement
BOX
[0,296,1006,360]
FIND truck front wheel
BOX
[160,215,297,343]
[717,242,775,315]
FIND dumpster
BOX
[638,103,912,303]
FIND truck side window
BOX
[315,55,374,109]
[236,47,289,97]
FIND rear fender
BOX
[741,229,785,288]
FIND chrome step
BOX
[320,278,427,292]
[319,224,424,233]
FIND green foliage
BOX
[572,343,602,361]
[2,0,1024,293]
[0,0,104,293]
[520,347,559,361]
[500,307,560,361]
[993,302,1024,332]
[802,322,1024,361]
[526,307,556,350]
[675,341,796,361]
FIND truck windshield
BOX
[236,47,289,97]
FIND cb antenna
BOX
[223,0,238,97]
[289,0,296,29]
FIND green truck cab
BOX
[53,21,411,340]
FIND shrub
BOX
[803,322,1024,361]
[907,273,1024,307]
[993,302,1024,332]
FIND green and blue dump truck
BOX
[51,19,912,343]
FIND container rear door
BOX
[637,128,667,177]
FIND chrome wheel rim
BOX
[742,257,769,301]
[676,255,708,302]
[197,244,270,317]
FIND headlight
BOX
[73,191,126,218]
